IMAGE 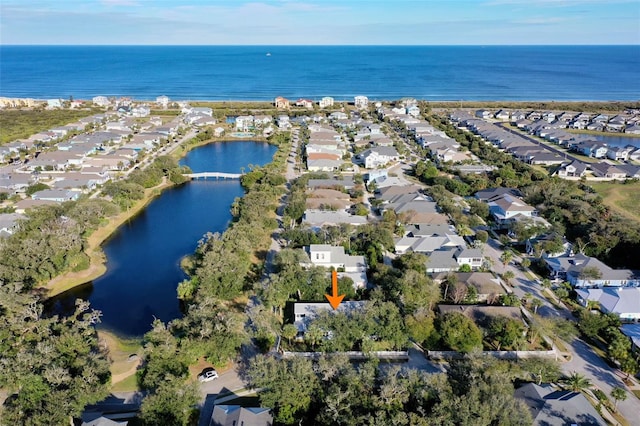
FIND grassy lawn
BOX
[110,374,139,392]
[98,330,143,392]
[588,181,640,223]
[0,108,102,144]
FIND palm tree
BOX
[502,270,515,286]
[564,371,591,392]
[531,298,544,314]
[500,250,513,266]
[610,387,627,412]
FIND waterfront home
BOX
[235,115,254,131]
[354,96,369,109]
[590,162,627,179]
[213,127,225,137]
[625,123,640,134]
[274,96,290,109]
[156,95,169,108]
[295,99,314,109]
[92,96,110,107]
[576,287,640,322]
[407,105,421,117]
[515,383,606,426]
[303,244,367,288]
[606,145,634,161]
[545,253,636,287]
[574,140,609,158]
[319,97,334,108]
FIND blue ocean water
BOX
[1,45,639,101]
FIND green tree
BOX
[282,323,298,345]
[610,387,627,412]
[500,250,513,266]
[437,312,483,353]
[488,316,525,350]
[502,270,515,286]
[564,371,591,392]
[0,288,110,425]
[248,355,319,425]
[139,379,199,426]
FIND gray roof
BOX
[425,248,459,271]
[437,304,523,326]
[211,405,273,426]
[576,287,640,316]
[514,383,605,426]
[405,223,455,237]
[546,254,634,282]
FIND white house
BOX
[92,96,110,107]
[235,115,255,131]
[304,244,367,288]
[360,146,399,169]
[319,97,334,108]
[354,96,369,109]
[156,95,169,108]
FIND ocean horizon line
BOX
[2,44,639,48]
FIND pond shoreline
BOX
[41,136,269,299]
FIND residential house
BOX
[394,234,466,255]
[155,95,169,108]
[213,127,225,137]
[319,97,334,108]
[621,324,640,352]
[590,162,627,179]
[295,99,314,109]
[487,193,537,224]
[439,272,506,302]
[360,146,399,169]
[425,247,483,273]
[474,187,522,202]
[438,305,524,327]
[576,287,640,322]
[210,405,273,426]
[92,96,111,107]
[606,146,634,161]
[274,96,290,109]
[302,210,368,228]
[0,213,25,237]
[515,383,605,426]
[304,244,367,288]
[354,96,369,109]
[555,160,587,178]
[407,105,421,117]
[475,110,492,119]
[293,301,366,334]
[573,141,608,158]
[617,164,640,179]
[235,115,254,131]
[31,189,81,202]
[545,253,636,287]
[495,110,510,120]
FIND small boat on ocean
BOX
[266,52,271,56]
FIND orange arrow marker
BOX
[325,270,345,310]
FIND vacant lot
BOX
[0,108,100,144]
[589,181,640,222]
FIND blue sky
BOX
[1,0,639,45]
